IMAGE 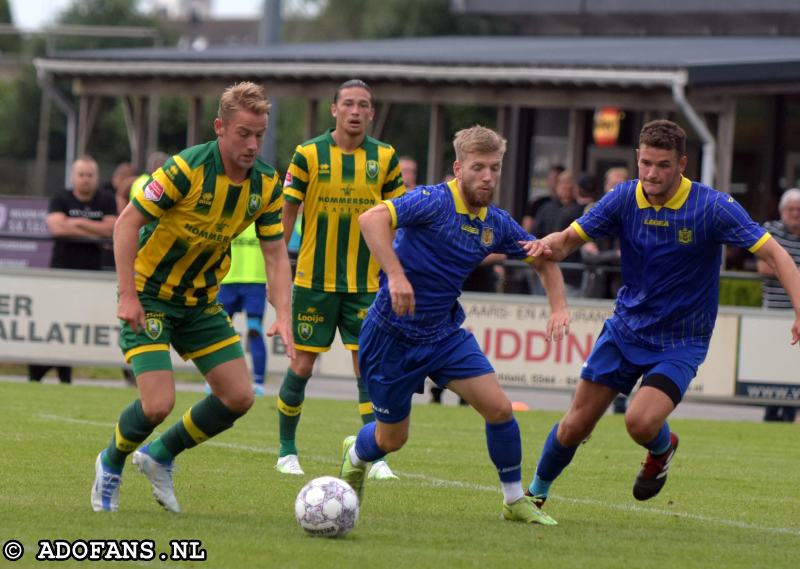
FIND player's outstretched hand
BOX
[791,316,800,345]
[117,292,146,333]
[388,273,415,317]
[519,238,552,259]
[267,319,295,359]
[545,307,570,342]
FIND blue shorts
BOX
[218,283,267,319]
[582,322,708,399]
[358,316,494,423]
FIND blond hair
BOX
[452,125,507,162]
[217,82,270,122]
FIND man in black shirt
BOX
[47,155,117,270]
[29,156,117,383]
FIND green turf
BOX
[1,381,798,569]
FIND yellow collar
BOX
[448,178,487,221]
[636,175,692,211]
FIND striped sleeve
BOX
[381,150,406,199]
[392,186,444,228]
[713,192,768,250]
[131,154,192,220]
[256,174,284,241]
[496,210,536,263]
[283,145,310,204]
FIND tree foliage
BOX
[279,0,513,180]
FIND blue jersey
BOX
[572,176,770,350]
[371,179,534,342]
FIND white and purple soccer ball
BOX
[295,476,360,538]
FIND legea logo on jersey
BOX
[165,164,180,180]
[247,195,261,216]
[319,164,330,174]
[144,317,164,340]
[481,227,494,247]
[678,227,693,244]
[144,180,164,202]
[366,160,379,179]
[357,308,368,320]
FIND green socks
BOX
[277,369,309,457]
[356,375,375,424]
[147,394,243,463]
[103,399,155,471]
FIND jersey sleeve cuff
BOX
[131,198,158,221]
[382,199,398,229]
[748,232,772,253]
[570,221,591,242]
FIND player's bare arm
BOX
[113,203,148,332]
[281,199,300,244]
[260,238,296,359]
[532,257,570,341]
[753,237,800,344]
[358,203,415,316]
[519,226,584,261]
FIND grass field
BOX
[1,380,798,569]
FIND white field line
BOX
[39,413,800,537]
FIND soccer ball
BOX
[295,476,360,537]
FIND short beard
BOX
[464,187,493,208]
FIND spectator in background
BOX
[523,164,564,235]
[105,162,136,215]
[399,156,418,190]
[552,173,601,298]
[120,151,169,213]
[757,188,800,423]
[30,155,117,384]
[581,167,628,300]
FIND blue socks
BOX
[354,421,385,463]
[485,418,523,483]
[247,318,266,385]
[529,423,579,497]
[643,422,671,455]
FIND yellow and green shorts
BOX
[118,295,244,376]
[291,286,375,352]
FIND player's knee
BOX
[141,398,174,424]
[224,389,255,414]
[376,429,407,453]
[558,415,593,446]
[291,359,314,378]
[624,415,659,444]
[481,398,513,424]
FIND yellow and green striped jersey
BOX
[131,140,283,306]
[283,129,405,292]
[221,223,267,284]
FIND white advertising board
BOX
[1,269,795,403]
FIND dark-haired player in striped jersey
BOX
[91,82,295,513]
[275,79,405,480]
[522,120,800,516]
[340,125,570,525]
